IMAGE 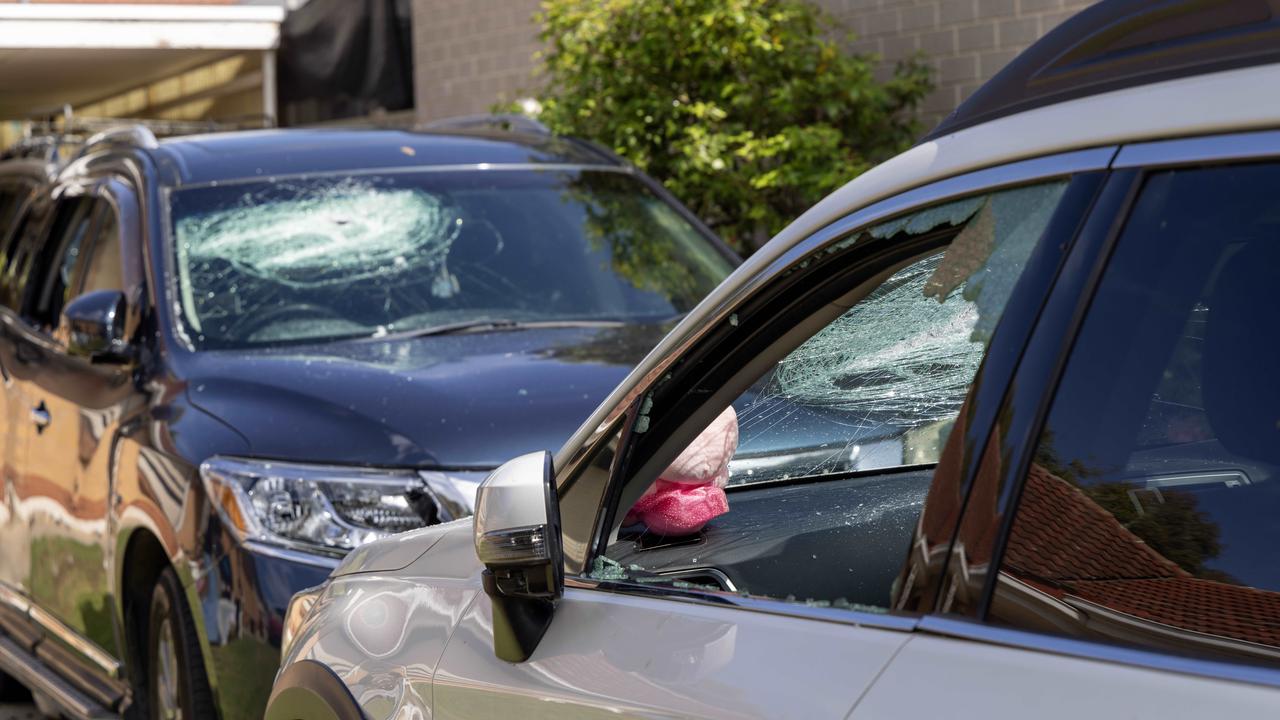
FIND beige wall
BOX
[825,0,1095,127]
[412,0,543,122]
[410,0,1095,126]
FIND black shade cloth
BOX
[278,0,414,125]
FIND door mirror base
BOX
[483,571,556,663]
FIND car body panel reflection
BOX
[852,634,1280,718]
[434,588,909,720]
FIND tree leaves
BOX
[524,0,934,253]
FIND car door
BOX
[8,186,132,689]
[0,179,45,599]
[852,133,1280,716]
[432,153,1112,718]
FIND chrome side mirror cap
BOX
[473,451,562,662]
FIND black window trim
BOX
[555,146,1118,636]
[30,190,100,325]
[6,175,144,355]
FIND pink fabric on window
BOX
[624,406,738,535]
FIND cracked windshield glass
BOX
[602,180,1070,609]
[170,170,734,349]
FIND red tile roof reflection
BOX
[1004,464,1280,649]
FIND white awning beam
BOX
[0,4,284,50]
[0,5,284,118]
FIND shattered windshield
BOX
[169,170,734,349]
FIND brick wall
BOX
[818,0,1094,127]
[411,0,1094,126]
[412,0,542,122]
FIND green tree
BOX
[1084,483,1230,581]
[524,0,933,252]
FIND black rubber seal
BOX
[265,659,364,720]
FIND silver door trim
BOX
[919,615,1280,690]
[0,635,114,720]
[26,605,121,679]
[566,576,920,633]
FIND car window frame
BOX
[0,192,52,313]
[554,147,1118,633]
[29,195,100,330]
[4,171,147,355]
[0,181,30,253]
[937,128,1280,690]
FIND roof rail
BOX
[6,107,274,166]
[82,125,160,153]
[419,113,551,136]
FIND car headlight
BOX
[201,456,484,556]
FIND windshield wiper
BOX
[364,317,625,342]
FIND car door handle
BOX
[30,402,50,433]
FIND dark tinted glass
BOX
[0,189,18,243]
[992,163,1280,665]
[169,170,734,349]
[30,198,94,328]
[0,202,46,310]
[77,207,122,295]
[0,184,33,278]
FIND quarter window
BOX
[593,180,1073,611]
[29,197,95,329]
[991,163,1280,665]
[1,200,49,311]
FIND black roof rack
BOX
[924,0,1280,141]
[1,105,272,165]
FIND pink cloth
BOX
[625,406,738,535]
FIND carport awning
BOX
[0,4,284,119]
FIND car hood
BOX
[182,323,667,468]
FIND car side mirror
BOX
[473,450,562,662]
[63,290,132,363]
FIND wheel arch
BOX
[115,524,223,715]
[265,660,363,720]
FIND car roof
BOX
[924,0,1280,141]
[146,127,624,187]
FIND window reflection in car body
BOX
[988,161,1280,666]
[167,169,734,350]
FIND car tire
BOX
[145,567,216,720]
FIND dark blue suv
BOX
[0,123,735,719]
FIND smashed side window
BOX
[727,181,1067,485]
[169,170,734,349]
[601,179,1073,610]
